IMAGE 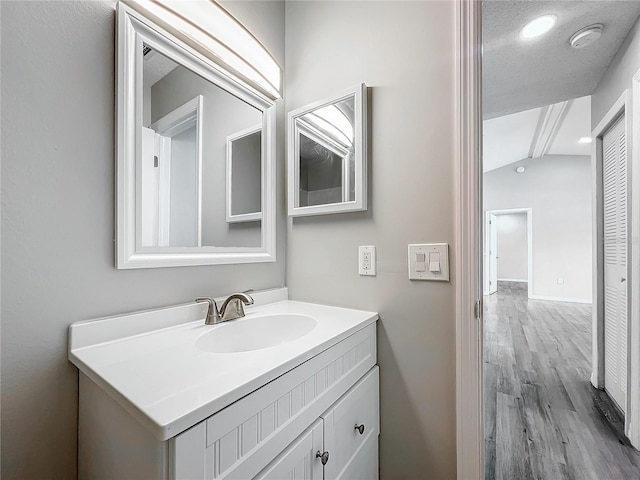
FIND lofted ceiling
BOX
[483,95,591,172]
[483,0,640,119]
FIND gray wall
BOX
[0,1,286,478]
[151,65,262,247]
[484,155,593,302]
[592,15,640,128]
[496,213,528,281]
[231,131,261,216]
[285,2,457,478]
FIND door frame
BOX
[150,95,204,247]
[591,89,633,431]
[630,69,640,450]
[454,0,483,478]
[591,85,640,449]
[484,208,533,298]
[484,212,498,295]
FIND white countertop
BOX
[69,291,377,441]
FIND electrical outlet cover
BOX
[359,246,376,276]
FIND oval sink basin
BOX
[195,314,317,353]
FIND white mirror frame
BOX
[226,124,263,223]
[116,3,276,269]
[287,83,367,217]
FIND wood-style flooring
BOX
[484,282,640,480]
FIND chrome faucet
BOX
[195,290,254,325]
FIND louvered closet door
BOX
[603,114,628,413]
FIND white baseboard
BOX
[529,294,592,304]
[497,278,528,283]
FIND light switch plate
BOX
[359,245,376,276]
[408,243,449,281]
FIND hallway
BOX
[484,282,640,480]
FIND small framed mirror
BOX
[116,3,277,269]
[226,125,262,223]
[287,83,368,217]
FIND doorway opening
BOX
[484,209,532,298]
[478,2,640,479]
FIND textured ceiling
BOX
[483,95,591,172]
[483,0,640,119]
[143,48,179,90]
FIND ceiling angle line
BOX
[528,99,572,158]
[528,105,550,158]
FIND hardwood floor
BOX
[484,282,640,480]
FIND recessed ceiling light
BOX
[515,166,526,174]
[520,15,557,40]
[578,137,593,144]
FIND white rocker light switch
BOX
[408,244,449,281]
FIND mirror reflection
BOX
[288,84,367,217]
[226,126,262,222]
[141,45,262,248]
[296,97,355,207]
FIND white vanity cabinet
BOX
[77,318,379,480]
[253,368,379,480]
[170,324,378,479]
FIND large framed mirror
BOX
[287,83,368,217]
[116,3,276,268]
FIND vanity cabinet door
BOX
[254,419,324,480]
[321,367,379,480]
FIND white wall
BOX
[0,1,286,478]
[285,2,457,478]
[496,213,528,281]
[484,155,593,302]
[592,16,640,128]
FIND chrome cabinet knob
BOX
[355,423,365,435]
[316,450,329,465]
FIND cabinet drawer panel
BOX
[188,323,376,480]
[322,367,379,479]
[254,419,323,480]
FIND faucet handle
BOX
[195,297,214,307]
[195,297,221,325]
